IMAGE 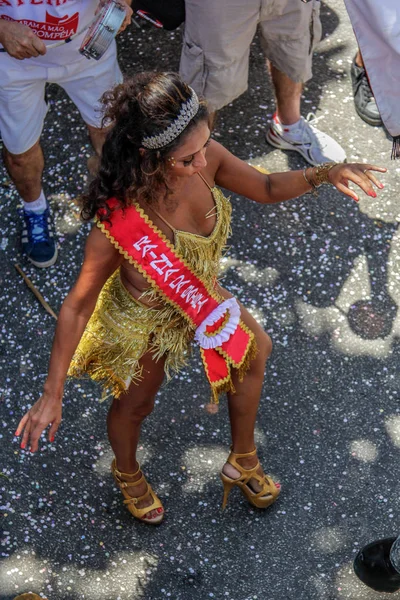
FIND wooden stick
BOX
[15,264,58,320]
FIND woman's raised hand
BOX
[328,163,387,202]
[15,393,62,453]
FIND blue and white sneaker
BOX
[266,112,347,166]
[21,206,58,268]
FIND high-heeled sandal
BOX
[220,447,280,510]
[111,459,164,525]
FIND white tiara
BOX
[141,88,200,150]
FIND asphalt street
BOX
[1,1,400,599]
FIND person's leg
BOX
[4,141,57,268]
[60,42,122,176]
[180,0,259,113]
[0,59,57,267]
[351,46,382,127]
[260,0,318,125]
[216,287,279,495]
[86,124,110,176]
[266,61,347,163]
[0,58,48,202]
[269,64,302,126]
[3,141,44,202]
[208,112,218,132]
[261,0,346,164]
[4,142,58,268]
[224,306,274,487]
[107,350,166,521]
[355,48,364,68]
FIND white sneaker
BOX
[266,112,346,165]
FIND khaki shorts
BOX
[180,0,322,112]
[0,42,122,155]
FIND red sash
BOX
[97,199,256,402]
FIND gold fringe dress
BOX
[68,183,242,398]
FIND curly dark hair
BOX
[80,72,209,222]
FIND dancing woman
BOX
[15,72,385,524]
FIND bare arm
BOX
[210,141,386,204]
[16,225,124,451]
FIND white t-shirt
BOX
[0,0,100,65]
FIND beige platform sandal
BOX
[111,459,164,524]
[220,447,280,510]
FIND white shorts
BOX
[180,0,322,112]
[0,42,122,155]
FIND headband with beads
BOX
[141,88,200,150]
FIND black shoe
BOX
[354,537,400,593]
[351,55,383,127]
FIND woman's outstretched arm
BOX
[16,225,123,452]
[210,140,386,204]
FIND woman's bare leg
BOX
[226,308,274,490]
[107,350,166,519]
[217,287,276,491]
[228,307,271,455]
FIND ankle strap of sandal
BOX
[229,447,257,459]
[112,459,141,479]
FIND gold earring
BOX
[167,156,176,167]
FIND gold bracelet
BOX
[303,166,318,196]
[313,162,338,187]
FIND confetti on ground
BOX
[1,4,400,599]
